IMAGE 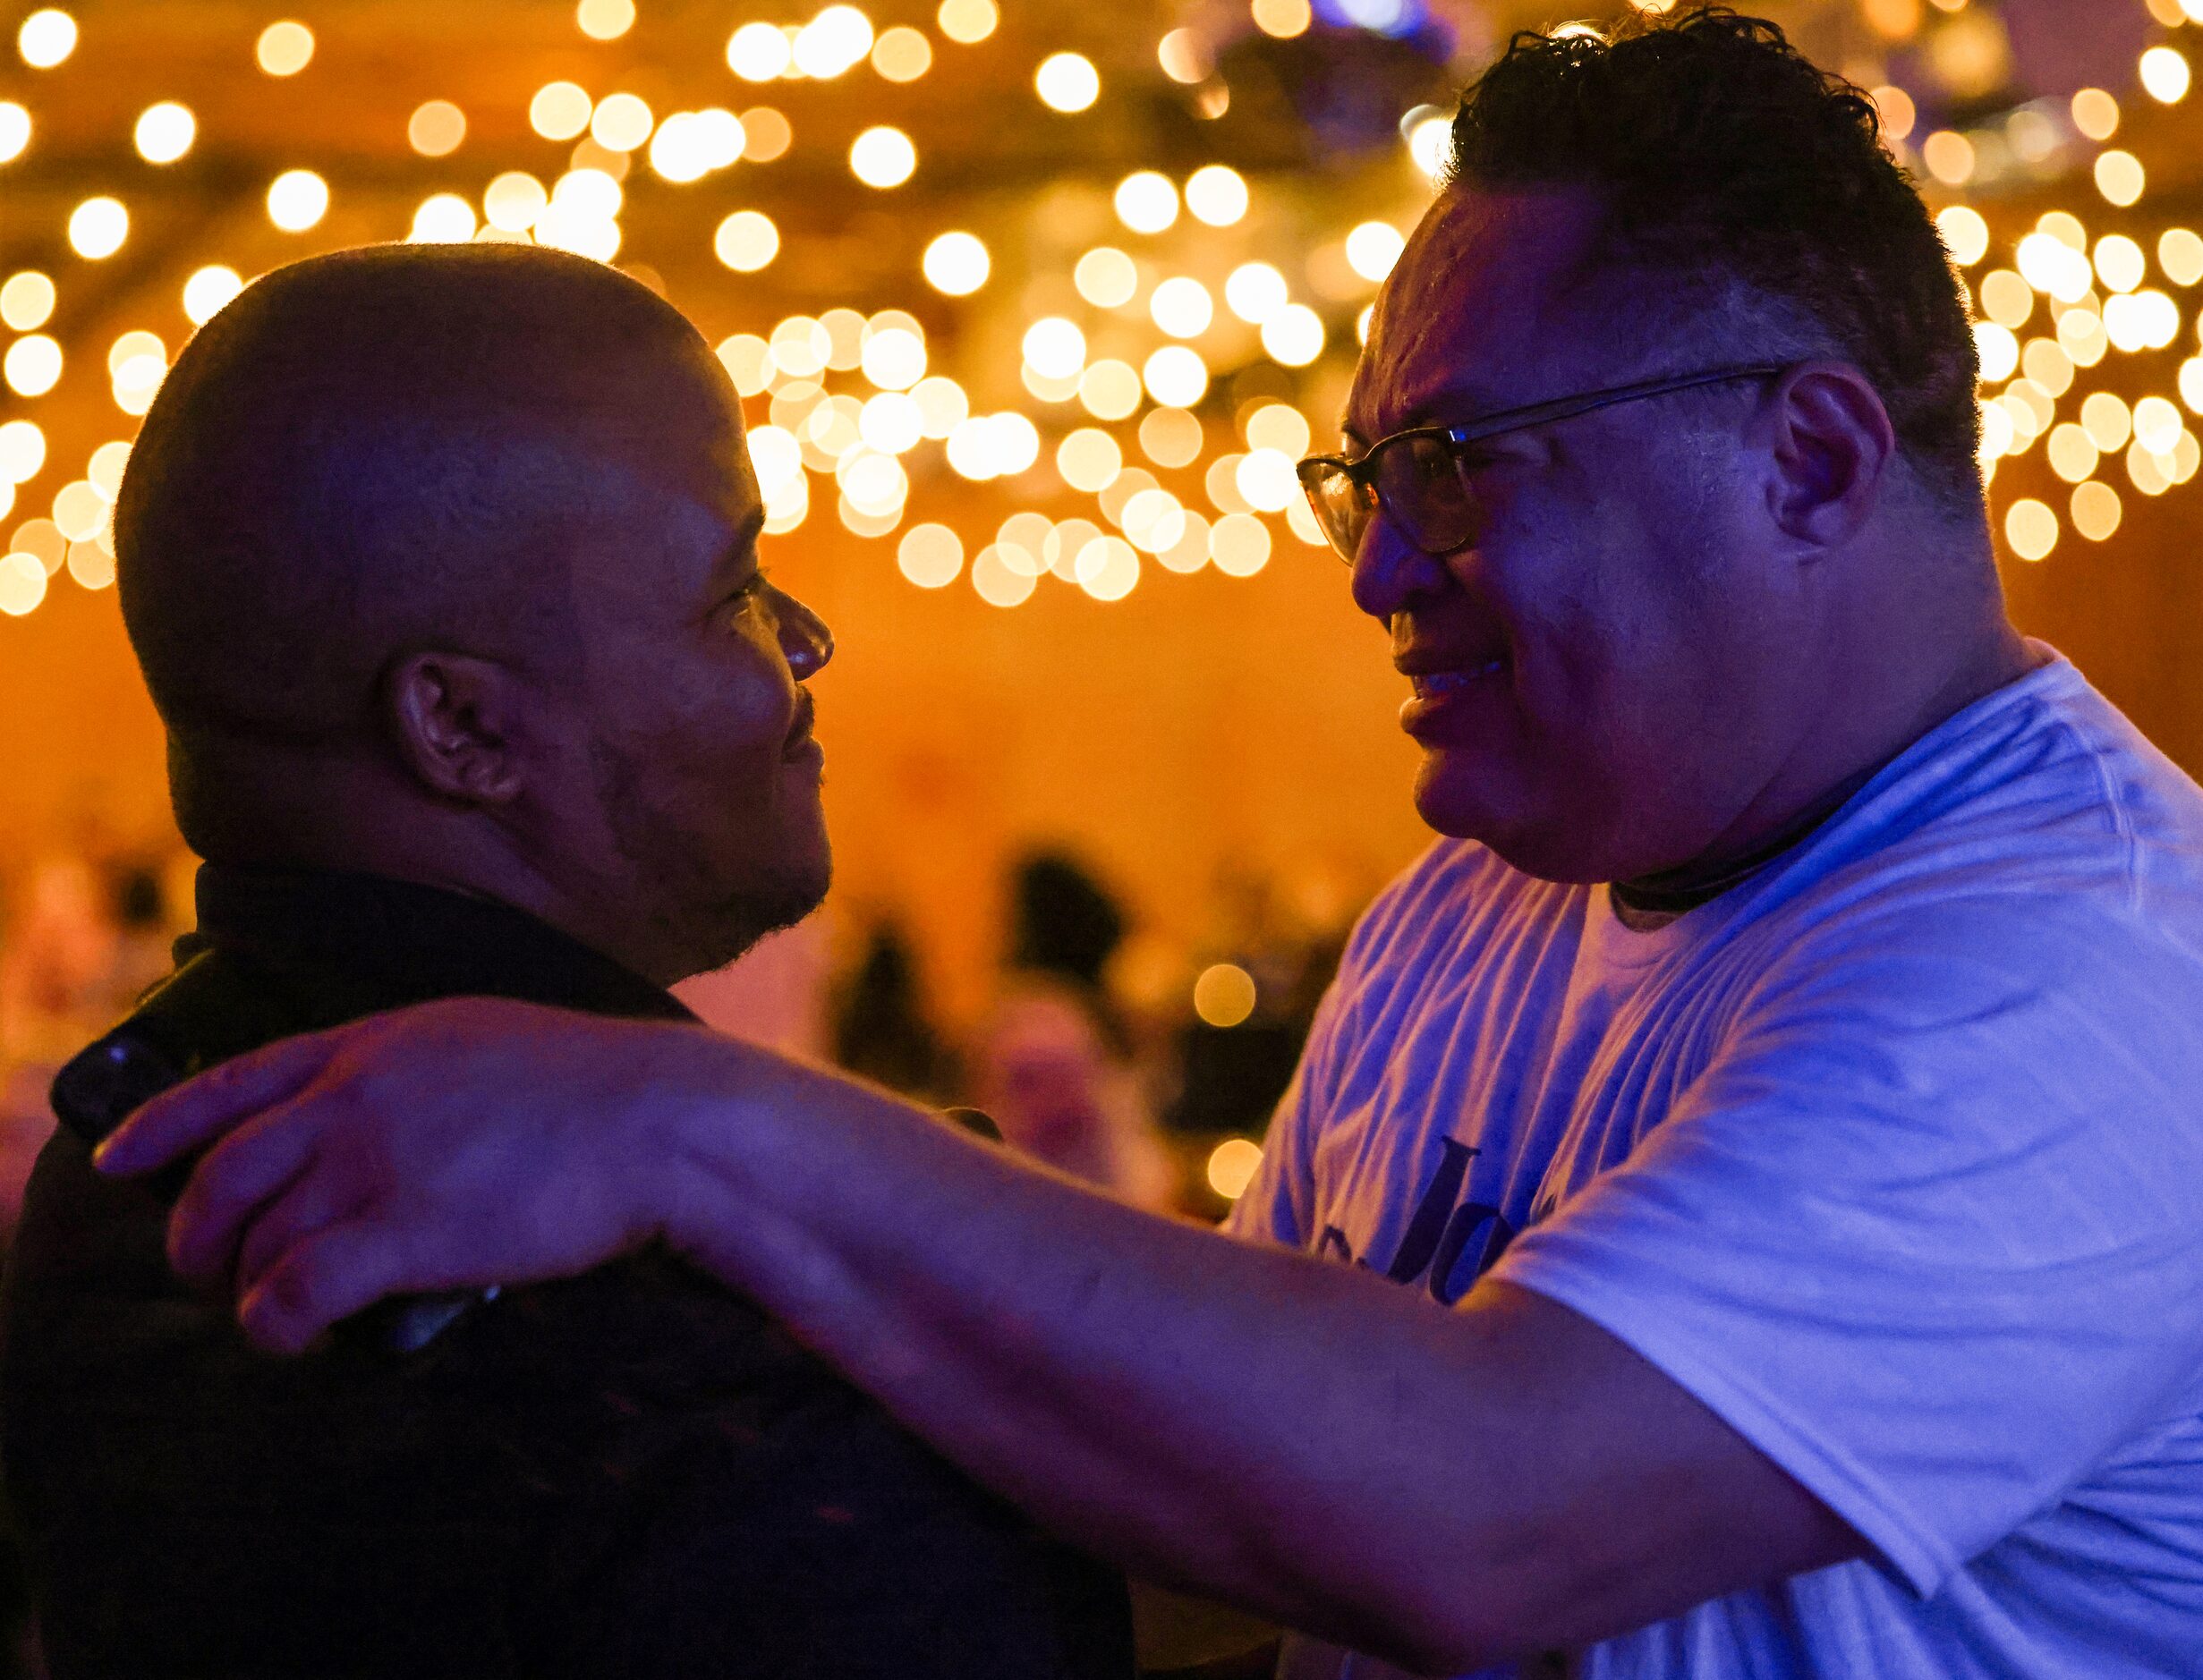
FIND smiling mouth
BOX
[1408,659,1507,700]
[782,690,819,761]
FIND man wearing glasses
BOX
[89,11,2203,1677]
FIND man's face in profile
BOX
[525,346,833,980]
[1344,185,1799,885]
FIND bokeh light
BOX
[408,100,466,157]
[1206,1138,1263,1200]
[1345,222,1405,282]
[0,273,54,334]
[1035,54,1100,113]
[18,9,75,70]
[1150,276,1213,339]
[591,92,653,152]
[1185,165,1248,228]
[135,103,197,165]
[267,170,329,233]
[67,198,127,259]
[576,0,636,41]
[937,0,999,45]
[1115,172,1178,235]
[850,126,916,189]
[873,28,932,81]
[4,336,61,398]
[898,523,964,589]
[256,21,314,77]
[2141,47,2191,106]
[1226,262,1288,325]
[714,210,779,272]
[531,82,593,140]
[1194,963,1257,1027]
[923,231,989,295]
[182,266,243,325]
[410,192,477,242]
[1935,206,1988,267]
[2005,497,2058,561]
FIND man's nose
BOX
[1349,515,1456,623]
[771,586,834,680]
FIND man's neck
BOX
[1612,618,2040,923]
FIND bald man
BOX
[0,246,1131,1679]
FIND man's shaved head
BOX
[117,242,837,984]
[119,244,710,833]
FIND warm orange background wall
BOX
[7,468,2203,1027]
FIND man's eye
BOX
[725,573,771,616]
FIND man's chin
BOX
[673,853,832,980]
[1412,755,1603,884]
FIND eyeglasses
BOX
[1295,363,1790,564]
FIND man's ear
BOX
[1758,360,1898,551]
[380,651,532,806]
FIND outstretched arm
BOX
[101,997,1859,1673]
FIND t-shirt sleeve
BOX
[1223,983,1337,1252]
[1489,895,2203,1598]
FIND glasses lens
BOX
[1375,433,1478,556]
[1297,460,1369,564]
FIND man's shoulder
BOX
[1348,835,1566,977]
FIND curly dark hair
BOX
[1448,8,1981,509]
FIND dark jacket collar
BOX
[182,865,695,1025]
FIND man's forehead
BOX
[1347,184,1609,436]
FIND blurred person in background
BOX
[974,852,1175,1211]
[84,12,2203,1678]
[0,243,1130,1680]
[829,917,962,1103]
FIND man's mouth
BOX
[1397,657,1510,737]
[783,690,820,762]
[1408,660,1507,700]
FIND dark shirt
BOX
[0,867,1132,1679]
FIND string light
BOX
[936,0,998,45]
[590,92,653,151]
[67,198,127,259]
[18,10,76,70]
[922,231,988,295]
[266,169,329,232]
[1149,276,1213,339]
[1225,262,1289,325]
[1115,172,1179,235]
[2140,47,2190,105]
[1035,53,1100,114]
[714,210,778,272]
[1206,1138,1263,1199]
[897,523,964,588]
[135,103,196,165]
[0,273,54,333]
[182,266,243,324]
[410,193,477,242]
[0,1,2195,620]
[1345,222,1406,282]
[4,336,61,398]
[1184,165,1248,227]
[255,21,314,77]
[1074,248,1137,309]
[575,0,635,41]
[849,126,915,189]
[2005,498,2058,561]
[407,100,466,157]
[873,27,931,81]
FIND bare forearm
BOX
[114,1002,1858,1667]
[658,1054,1561,1666]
